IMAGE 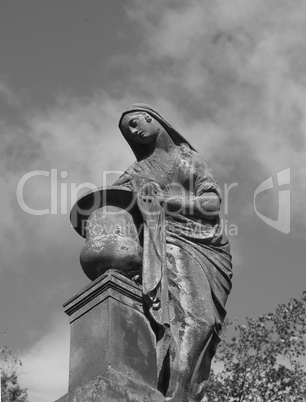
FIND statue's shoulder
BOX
[179,142,192,156]
[179,143,209,169]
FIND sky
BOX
[0,1,305,401]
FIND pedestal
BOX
[55,270,164,402]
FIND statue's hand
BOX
[136,182,163,218]
[137,181,162,199]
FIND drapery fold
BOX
[136,190,171,378]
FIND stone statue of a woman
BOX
[112,103,233,401]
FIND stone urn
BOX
[70,187,143,281]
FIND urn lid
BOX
[70,186,138,238]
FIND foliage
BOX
[203,292,306,402]
[1,346,28,402]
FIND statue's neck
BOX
[143,129,178,160]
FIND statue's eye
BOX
[129,118,138,128]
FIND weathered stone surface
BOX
[56,270,161,401]
[112,104,232,401]
[55,372,165,402]
[67,103,233,401]
[80,204,143,281]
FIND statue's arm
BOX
[157,153,221,220]
[158,192,220,220]
[112,162,154,190]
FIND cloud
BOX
[123,0,306,234]
[0,80,22,108]
[0,90,139,273]
[3,0,306,254]
[1,4,303,341]
[1,2,305,399]
[18,315,70,402]
[1,0,303,344]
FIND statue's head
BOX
[120,111,164,145]
[119,103,196,160]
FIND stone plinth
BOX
[55,270,164,402]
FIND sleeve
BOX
[112,161,156,191]
[112,171,133,188]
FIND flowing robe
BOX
[114,143,232,401]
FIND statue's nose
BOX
[130,127,138,135]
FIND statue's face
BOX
[121,112,162,144]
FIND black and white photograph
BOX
[0,1,305,401]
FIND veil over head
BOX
[119,103,196,160]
